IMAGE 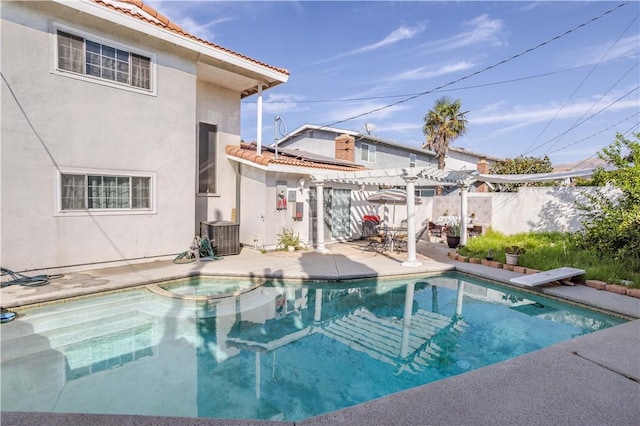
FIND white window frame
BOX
[409,153,417,167]
[55,167,156,216]
[51,22,157,96]
[415,187,436,197]
[361,143,376,163]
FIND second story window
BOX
[361,143,376,163]
[57,29,152,91]
[409,153,417,167]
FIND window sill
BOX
[55,209,156,217]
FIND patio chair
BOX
[393,223,429,252]
[363,233,388,254]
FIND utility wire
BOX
[523,13,639,155]
[525,84,639,155]
[246,54,638,105]
[317,2,629,130]
[547,112,639,156]
[523,60,639,155]
[567,120,640,170]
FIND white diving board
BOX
[510,267,585,287]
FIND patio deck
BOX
[2,240,639,426]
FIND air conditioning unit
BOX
[200,221,240,256]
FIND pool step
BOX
[7,291,151,336]
[1,312,153,363]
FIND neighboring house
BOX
[1,0,288,272]
[276,124,502,195]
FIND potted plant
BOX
[275,228,305,252]
[505,245,526,265]
[445,223,461,248]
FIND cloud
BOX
[472,95,638,126]
[314,23,426,65]
[322,101,411,124]
[419,14,506,54]
[391,60,477,82]
[569,35,640,67]
[242,92,309,116]
[145,0,234,42]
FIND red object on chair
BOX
[363,215,380,223]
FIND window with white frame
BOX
[361,143,376,163]
[415,187,436,197]
[56,29,152,90]
[60,172,152,211]
[409,153,417,167]
[198,122,218,194]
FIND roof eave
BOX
[54,0,289,89]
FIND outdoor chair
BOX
[393,222,429,252]
[364,233,389,254]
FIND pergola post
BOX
[314,181,329,253]
[402,174,421,267]
[459,183,470,246]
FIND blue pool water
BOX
[0,272,626,420]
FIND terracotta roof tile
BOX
[226,143,368,172]
[91,0,289,77]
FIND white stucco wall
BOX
[195,81,241,232]
[489,187,602,234]
[431,186,609,235]
[0,2,205,271]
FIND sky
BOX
[147,1,640,167]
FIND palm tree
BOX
[422,96,468,194]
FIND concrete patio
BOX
[1,241,639,425]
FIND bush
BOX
[577,132,640,268]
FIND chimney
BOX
[335,134,355,162]
[476,158,489,193]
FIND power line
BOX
[548,112,639,156]
[567,119,640,170]
[317,2,630,130]
[523,13,639,155]
[244,55,638,105]
[525,84,640,156]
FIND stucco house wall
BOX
[1,1,267,272]
[195,80,241,229]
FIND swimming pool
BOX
[0,272,626,421]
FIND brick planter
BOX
[457,256,469,262]
[513,266,526,274]
[605,284,628,295]
[585,280,607,290]
[468,257,481,264]
[627,288,640,299]
[480,259,492,266]
[525,268,540,275]
[503,264,514,271]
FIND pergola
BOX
[310,166,600,267]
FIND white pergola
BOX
[310,166,601,267]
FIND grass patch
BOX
[458,229,640,288]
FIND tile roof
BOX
[91,0,289,77]
[226,143,368,172]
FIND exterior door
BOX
[330,188,351,239]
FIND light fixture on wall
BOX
[298,177,305,192]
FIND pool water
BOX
[0,273,626,420]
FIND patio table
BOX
[380,226,408,252]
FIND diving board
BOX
[510,267,585,287]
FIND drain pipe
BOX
[256,82,263,155]
[274,115,280,159]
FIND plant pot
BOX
[446,236,460,248]
[505,253,519,265]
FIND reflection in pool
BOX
[0,272,626,420]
